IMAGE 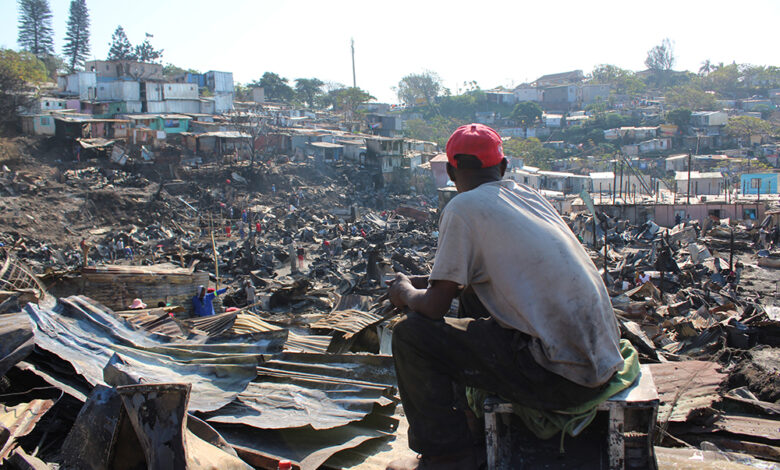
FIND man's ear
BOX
[499,158,508,177]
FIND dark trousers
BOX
[392,295,607,456]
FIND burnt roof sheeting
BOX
[283,333,332,353]
[214,409,398,470]
[649,361,726,423]
[310,309,385,335]
[23,295,280,412]
[203,353,396,431]
[0,312,33,377]
[0,399,56,462]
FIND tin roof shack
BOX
[675,171,724,196]
[19,114,56,136]
[58,71,97,100]
[85,60,163,81]
[336,139,367,163]
[691,111,728,127]
[308,142,344,164]
[428,153,450,188]
[366,114,403,137]
[124,114,191,134]
[538,170,589,194]
[572,197,769,227]
[78,264,208,317]
[590,171,653,196]
[507,166,541,189]
[53,116,130,142]
[604,127,658,142]
[741,172,779,196]
[365,136,405,187]
[184,131,251,159]
[82,100,142,119]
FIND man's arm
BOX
[388,273,459,320]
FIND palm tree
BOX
[698,60,712,76]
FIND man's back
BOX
[429,179,622,387]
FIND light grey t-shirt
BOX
[429,179,623,387]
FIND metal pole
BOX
[350,38,357,88]
[729,228,734,271]
[612,160,617,204]
[687,151,692,205]
[619,161,624,202]
[599,183,602,204]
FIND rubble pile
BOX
[0,137,778,468]
[568,211,780,463]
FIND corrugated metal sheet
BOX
[311,309,385,335]
[163,82,199,100]
[0,312,33,377]
[204,352,396,430]
[165,99,201,114]
[96,81,140,101]
[649,361,726,423]
[23,295,278,412]
[205,353,397,470]
[0,399,56,461]
[284,333,332,353]
[214,93,233,114]
[206,71,234,93]
[146,100,166,113]
[144,82,163,101]
[200,99,215,114]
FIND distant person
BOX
[675,214,682,226]
[128,298,146,310]
[192,285,227,317]
[255,221,262,237]
[79,239,89,267]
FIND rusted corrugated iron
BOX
[0,399,55,462]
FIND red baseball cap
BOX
[445,123,504,168]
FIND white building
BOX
[675,171,724,196]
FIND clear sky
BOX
[2,0,778,102]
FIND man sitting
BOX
[387,124,623,470]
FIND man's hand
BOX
[385,272,461,320]
[387,272,414,308]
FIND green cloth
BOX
[467,339,640,450]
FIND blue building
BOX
[741,173,779,195]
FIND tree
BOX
[0,49,48,126]
[502,138,556,170]
[254,72,294,102]
[666,108,691,129]
[62,0,91,73]
[134,36,163,63]
[404,117,466,148]
[725,116,776,141]
[510,101,543,127]
[645,38,675,72]
[162,63,200,79]
[107,26,135,60]
[666,86,717,110]
[698,60,712,77]
[17,0,54,56]
[331,87,374,119]
[294,78,324,108]
[587,64,645,94]
[396,71,443,108]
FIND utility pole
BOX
[612,160,617,204]
[687,150,692,205]
[350,38,356,88]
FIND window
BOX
[40,117,50,125]
[743,208,757,220]
[164,119,177,128]
[751,178,761,189]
